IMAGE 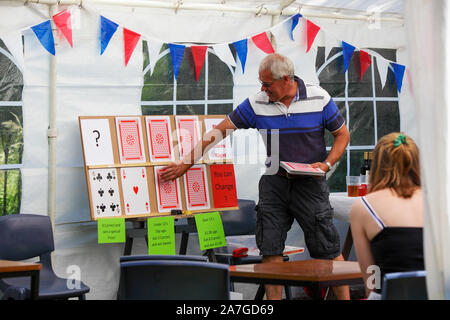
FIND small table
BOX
[0,260,42,300]
[230,259,362,300]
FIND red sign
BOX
[210,164,238,208]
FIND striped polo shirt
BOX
[227,76,345,164]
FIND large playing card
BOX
[175,116,201,159]
[88,168,122,218]
[154,166,182,213]
[80,118,115,165]
[120,167,151,215]
[203,118,232,162]
[146,116,174,162]
[116,117,146,164]
[183,164,210,211]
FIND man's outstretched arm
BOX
[159,117,237,182]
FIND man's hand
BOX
[159,160,191,182]
[311,162,329,172]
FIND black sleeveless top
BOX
[361,197,424,293]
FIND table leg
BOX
[30,270,40,300]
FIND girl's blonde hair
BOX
[369,132,421,198]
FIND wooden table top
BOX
[0,260,42,273]
[230,259,361,282]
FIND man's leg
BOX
[330,254,350,300]
[262,255,284,300]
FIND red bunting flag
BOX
[191,45,208,81]
[360,50,372,80]
[251,32,274,54]
[52,9,73,47]
[123,28,141,66]
[306,20,320,53]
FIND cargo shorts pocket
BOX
[310,209,340,259]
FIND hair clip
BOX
[394,133,407,147]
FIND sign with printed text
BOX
[97,218,126,244]
[194,211,226,250]
[210,164,238,208]
[147,216,176,255]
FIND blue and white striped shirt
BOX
[228,76,345,164]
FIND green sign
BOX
[147,216,176,255]
[194,212,226,251]
[97,218,125,244]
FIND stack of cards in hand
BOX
[280,161,325,176]
[79,115,237,220]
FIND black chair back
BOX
[220,199,256,236]
[118,260,230,300]
[0,214,54,261]
[120,254,208,263]
[381,270,427,300]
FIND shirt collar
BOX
[294,76,307,101]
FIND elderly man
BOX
[161,53,350,300]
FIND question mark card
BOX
[80,119,115,165]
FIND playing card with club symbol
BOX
[120,167,151,216]
[88,168,122,218]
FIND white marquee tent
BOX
[0,0,447,300]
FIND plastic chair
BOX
[381,270,427,300]
[0,214,90,300]
[117,260,230,300]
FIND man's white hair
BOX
[259,53,295,79]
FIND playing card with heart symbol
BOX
[120,167,151,215]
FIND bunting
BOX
[360,50,372,80]
[100,16,118,55]
[342,41,356,73]
[191,45,208,81]
[391,62,406,93]
[233,39,248,74]
[10,8,407,91]
[52,9,73,47]
[31,20,55,56]
[169,43,185,80]
[123,28,141,67]
[306,20,320,53]
[212,43,236,67]
[251,32,274,54]
[290,13,301,41]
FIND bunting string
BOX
[0,6,407,92]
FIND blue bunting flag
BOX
[233,39,248,74]
[100,16,118,55]
[290,13,302,41]
[31,20,55,56]
[169,43,185,80]
[391,62,406,93]
[341,41,356,73]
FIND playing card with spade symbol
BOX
[88,168,122,218]
[120,167,151,215]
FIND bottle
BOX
[359,152,369,196]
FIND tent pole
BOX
[48,4,57,234]
[17,0,404,23]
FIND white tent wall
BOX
[404,0,450,300]
[0,1,413,299]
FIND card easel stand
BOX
[79,115,239,260]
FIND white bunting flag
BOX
[147,39,163,76]
[212,43,236,67]
[375,55,390,89]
